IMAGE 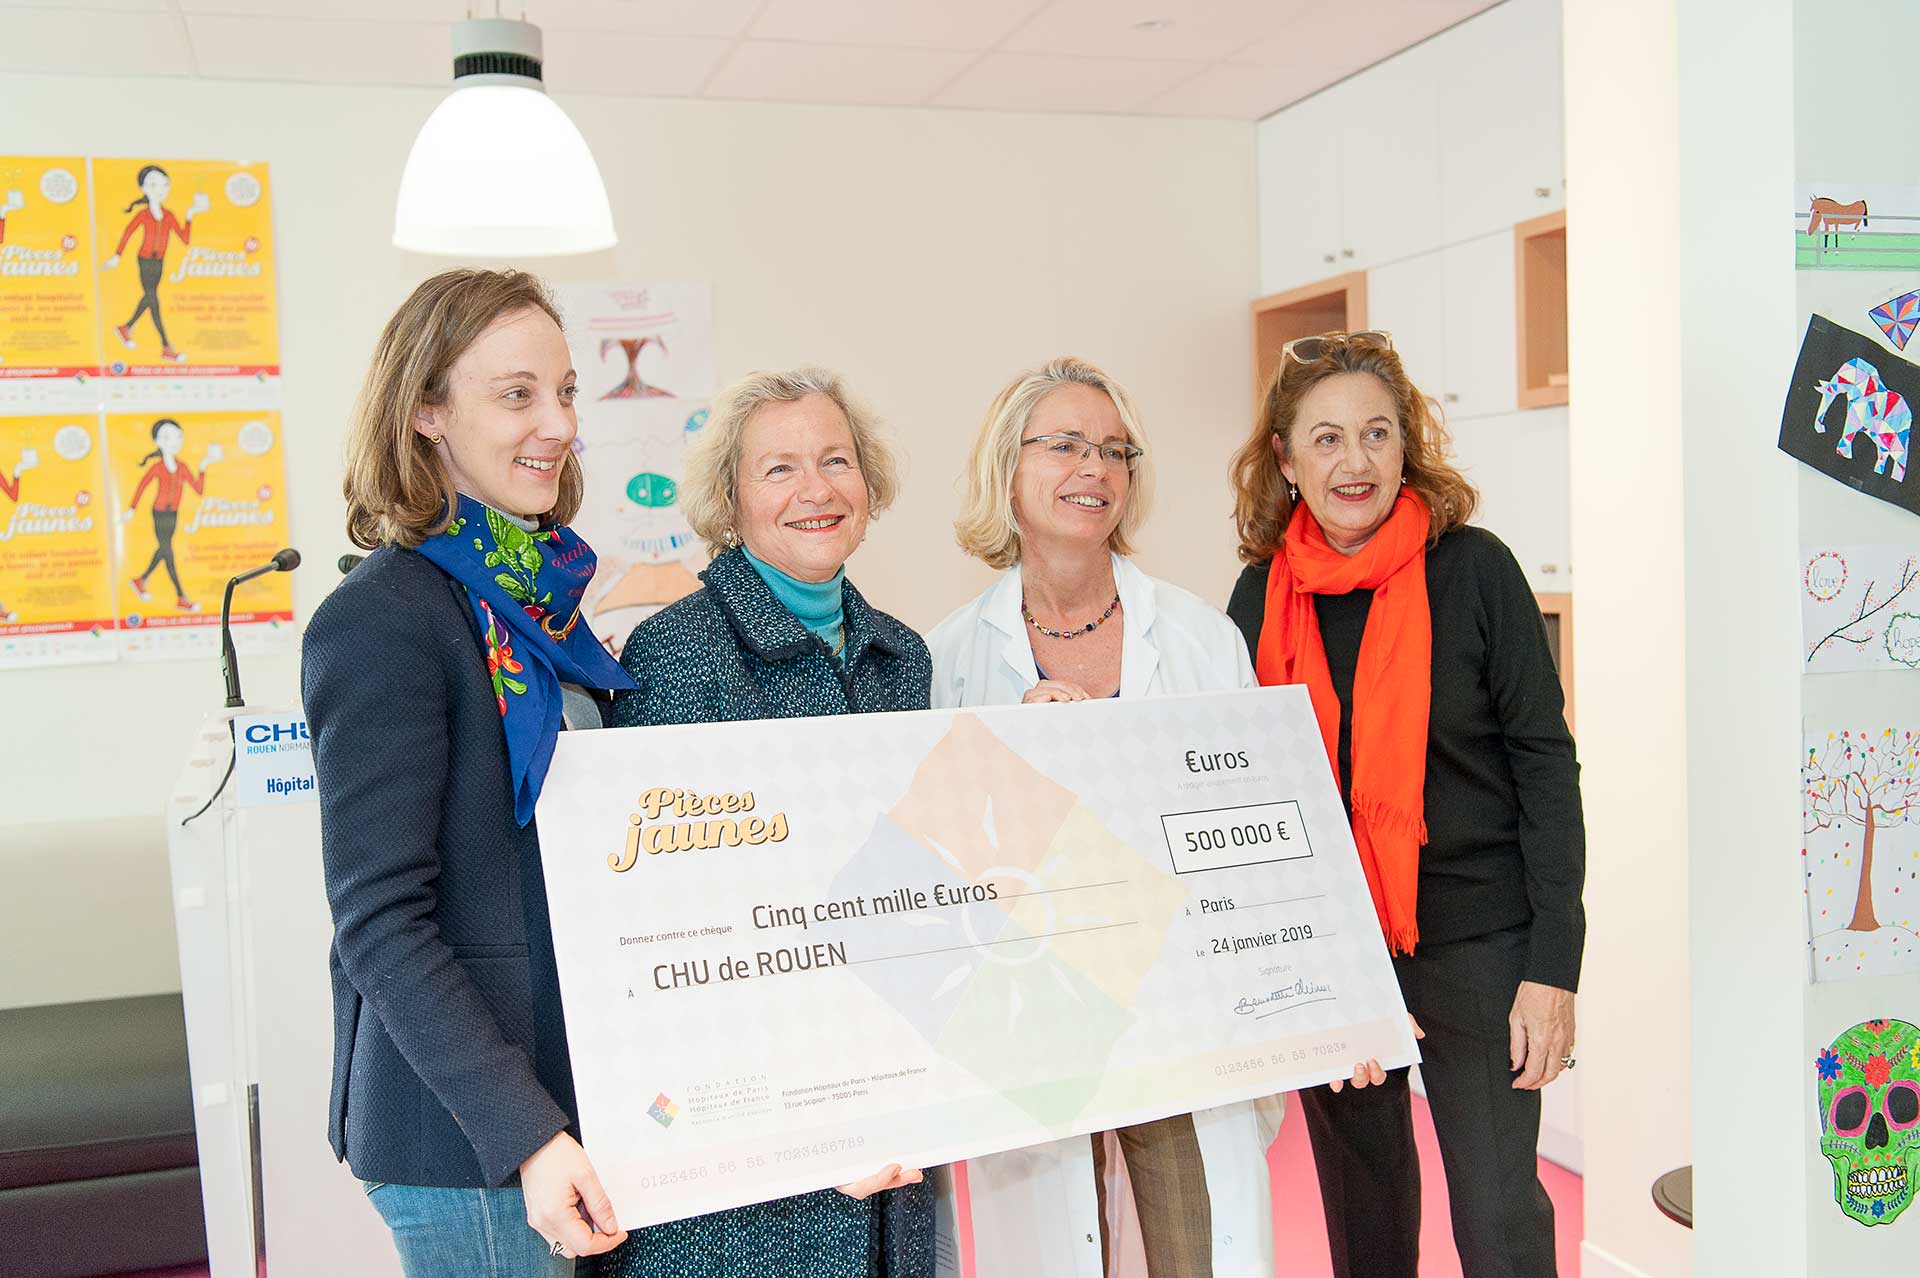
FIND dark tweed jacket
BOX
[303,544,581,1189]
[612,547,932,727]
[606,547,936,1274]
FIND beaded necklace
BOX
[1022,592,1120,640]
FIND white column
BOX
[1564,0,1803,1274]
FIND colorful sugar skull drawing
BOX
[119,418,220,613]
[101,165,208,364]
[1814,357,1912,482]
[1815,1018,1920,1226]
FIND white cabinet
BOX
[1255,0,1566,294]
[1449,407,1572,592]
[1364,251,1447,401]
[1257,88,1345,294]
[1434,0,1565,243]
[1364,231,1518,421]
[1440,231,1519,421]
[1330,40,1443,274]
[1258,40,1444,290]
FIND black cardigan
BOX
[1227,525,1586,991]
[303,544,580,1188]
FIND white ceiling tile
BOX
[703,39,975,107]
[541,28,732,97]
[177,0,459,17]
[748,0,1046,52]
[1232,0,1495,72]
[0,0,171,12]
[1002,0,1297,62]
[525,0,762,39]
[1140,63,1299,120]
[0,8,192,75]
[930,52,1201,115]
[187,15,447,87]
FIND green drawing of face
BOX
[1883,613,1920,667]
[626,472,678,508]
[1815,1018,1920,1226]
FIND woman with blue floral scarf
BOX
[304,270,637,1277]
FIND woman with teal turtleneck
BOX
[604,368,936,1278]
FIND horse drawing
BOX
[1816,356,1912,482]
[1808,196,1869,249]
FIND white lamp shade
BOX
[394,84,616,257]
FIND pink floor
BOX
[113,1092,1583,1278]
[1268,1090,1585,1278]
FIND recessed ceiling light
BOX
[1133,18,1173,31]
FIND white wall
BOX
[1791,0,1920,1266]
[2,72,1257,1007]
[1567,0,1810,1274]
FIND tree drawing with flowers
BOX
[1804,729,1920,933]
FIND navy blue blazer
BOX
[303,544,581,1189]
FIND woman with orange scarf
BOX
[1225,332,1583,1278]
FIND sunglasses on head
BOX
[1280,330,1395,365]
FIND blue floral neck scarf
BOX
[417,494,636,825]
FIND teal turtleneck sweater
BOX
[742,546,846,652]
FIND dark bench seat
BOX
[0,994,208,1278]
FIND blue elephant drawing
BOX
[1815,357,1913,483]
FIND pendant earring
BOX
[1288,484,1298,501]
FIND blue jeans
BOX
[365,1182,576,1278]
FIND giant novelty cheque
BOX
[535,686,1420,1227]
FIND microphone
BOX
[338,553,365,575]
[222,548,301,709]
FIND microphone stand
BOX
[188,549,300,827]
[222,549,300,708]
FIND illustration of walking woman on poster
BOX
[120,417,220,613]
[101,165,207,364]
[91,158,278,378]
[0,444,37,620]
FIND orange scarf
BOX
[1254,491,1431,954]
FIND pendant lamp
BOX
[393,17,616,256]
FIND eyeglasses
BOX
[1280,329,1395,365]
[1020,433,1145,469]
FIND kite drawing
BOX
[1870,290,1920,351]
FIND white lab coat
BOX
[924,553,1286,1278]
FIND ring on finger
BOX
[1559,1055,1576,1069]
[550,1240,568,1257]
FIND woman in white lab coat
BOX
[925,355,1285,1278]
